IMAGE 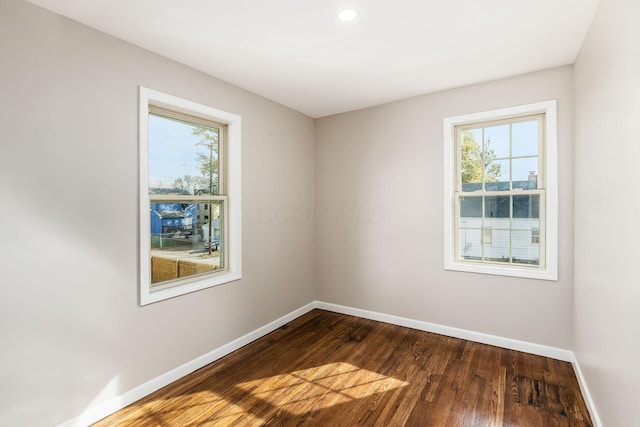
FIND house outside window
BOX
[443,101,557,281]
[139,87,242,305]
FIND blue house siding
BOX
[150,203,198,234]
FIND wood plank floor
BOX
[93,310,592,426]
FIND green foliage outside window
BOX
[460,130,501,184]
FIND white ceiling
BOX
[26,0,599,118]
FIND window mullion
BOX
[218,125,225,195]
[150,195,227,202]
[509,194,514,265]
[509,123,513,264]
[481,127,486,191]
[509,123,513,191]
[481,195,486,261]
[538,116,544,189]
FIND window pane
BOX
[459,195,482,220]
[512,195,541,265]
[484,159,510,191]
[512,157,538,184]
[512,120,538,157]
[459,228,481,260]
[484,229,510,263]
[460,128,483,192]
[512,194,540,219]
[149,113,220,196]
[461,129,483,162]
[484,124,510,158]
[215,200,226,269]
[511,230,540,265]
[461,161,483,191]
[468,128,483,145]
[485,195,509,219]
[150,200,224,285]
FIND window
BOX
[443,101,557,280]
[139,87,242,305]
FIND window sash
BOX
[148,196,229,290]
[454,189,546,268]
[149,105,226,132]
[149,109,226,197]
[455,114,545,192]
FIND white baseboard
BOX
[316,301,574,361]
[58,302,316,427]
[571,354,603,427]
[60,300,601,427]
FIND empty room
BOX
[1,0,638,426]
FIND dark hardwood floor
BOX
[93,309,592,426]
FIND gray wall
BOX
[0,1,315,426]
[315,66,574,349]
[574,0,640,425]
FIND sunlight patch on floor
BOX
[111,390,265,426]
[236,362,409,415]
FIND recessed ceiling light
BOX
[338,9,358,22]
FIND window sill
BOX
[445,260,557,281]
[140,270,242,305]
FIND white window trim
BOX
[443,100,558,281]
[139,87,242,305]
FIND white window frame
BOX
[139,87,242,305]
[443,100,557,281]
